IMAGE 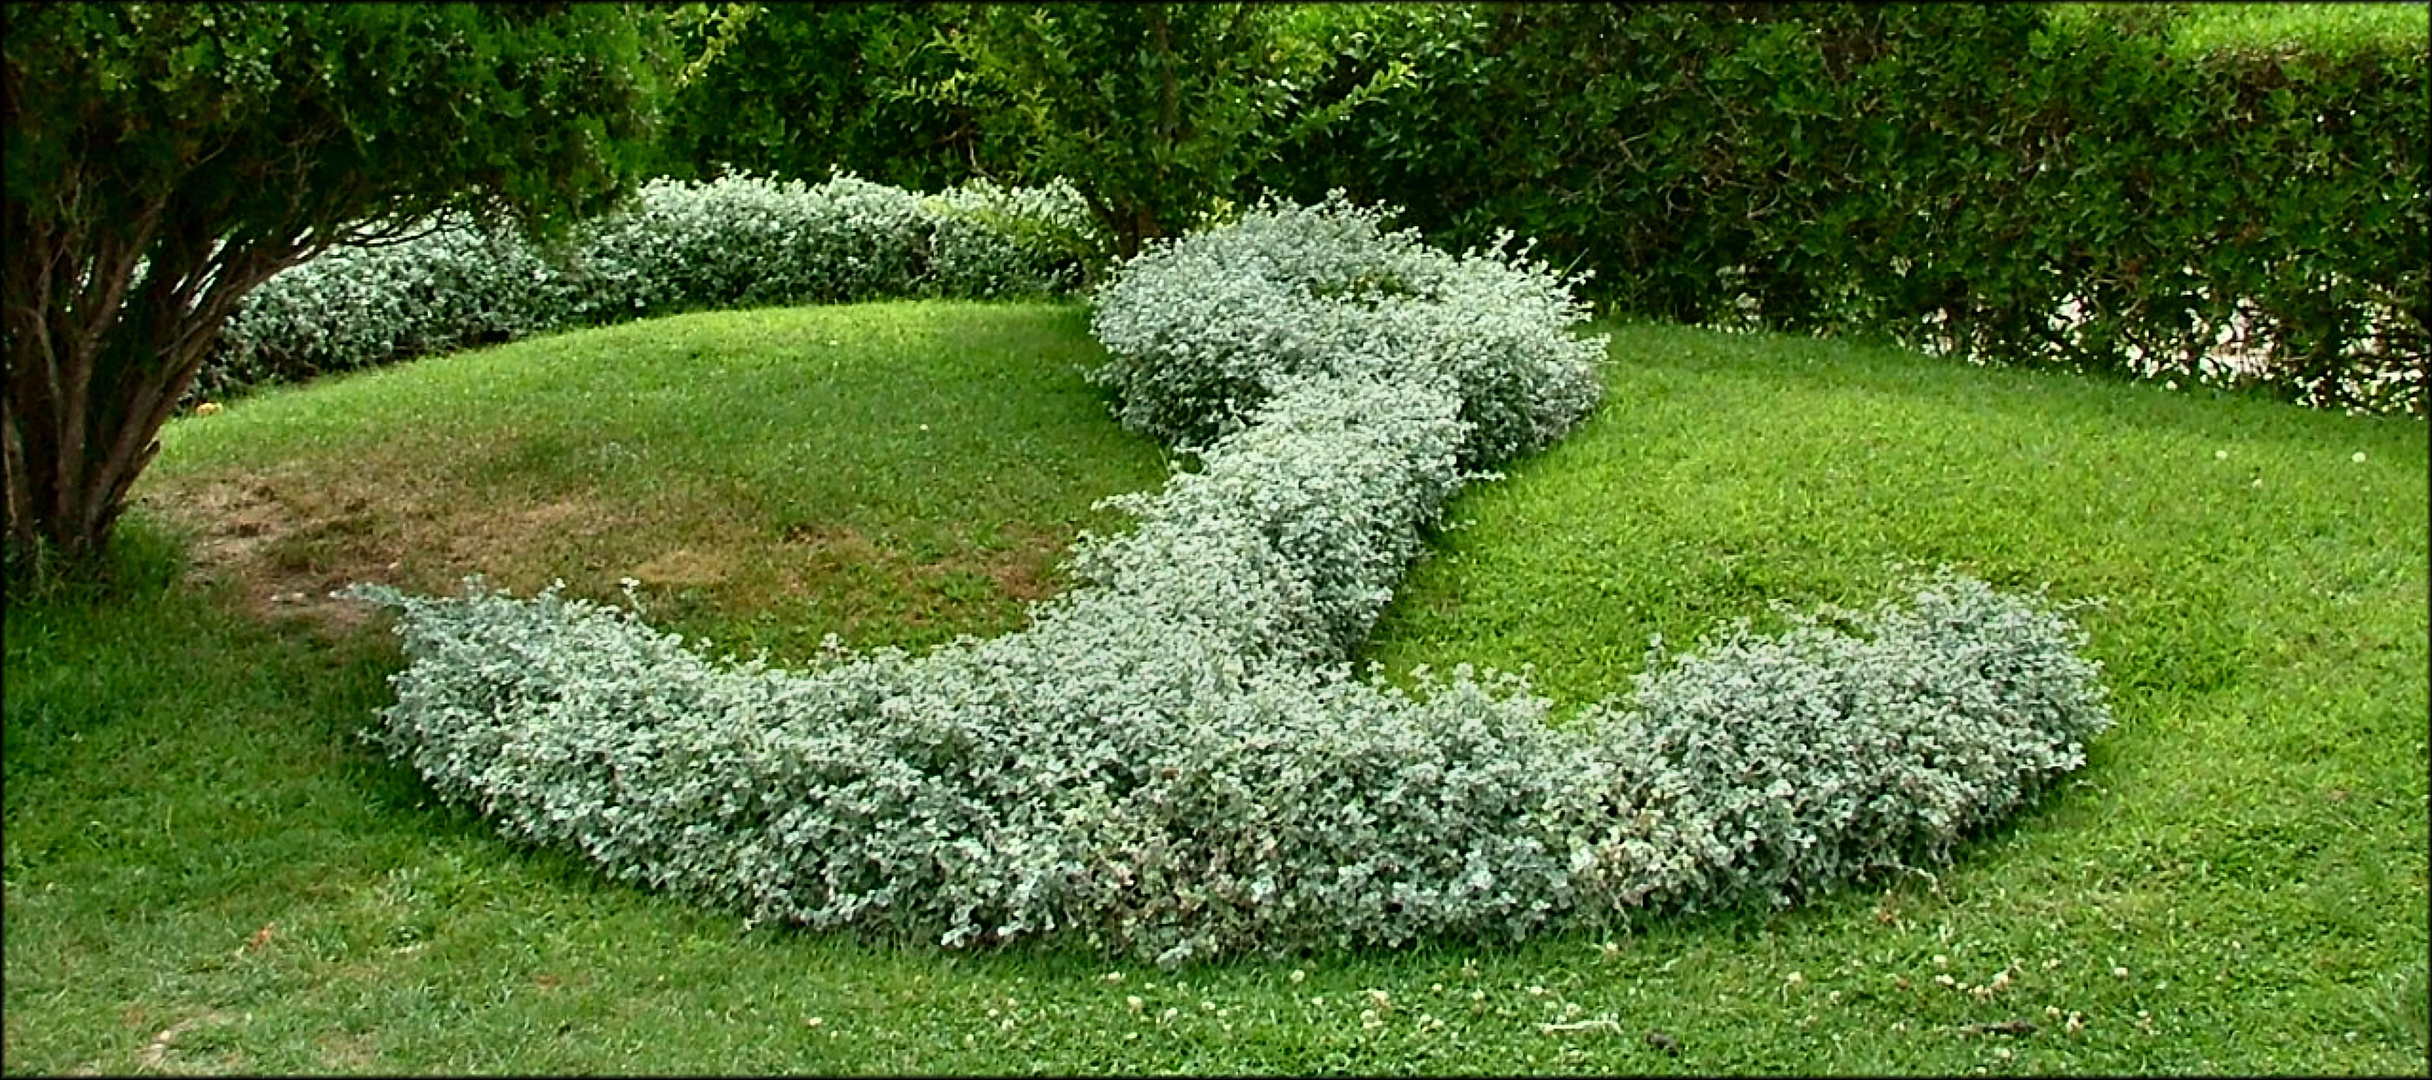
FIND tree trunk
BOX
[1138,4,1176,261]
[4,201,290,572]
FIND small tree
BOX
[3,3,669,575]
[648,2,982,191]
[928,2,1405,267]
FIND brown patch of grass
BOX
[779,520,887,560]
[631,547,739,590]
[138,471,403,636]
[312,1030,379,1072]
[135,461,1094,651]
[958,523,1075,604]
[775,519,1071,601]
[139,461,729,636]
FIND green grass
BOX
[2166,3,2427,58]
[135,300,1171,658]
[2047,2,2430,59]
[7,305,2426,1074]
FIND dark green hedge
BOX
[1257,3,2427,413]
[647,2,981,192]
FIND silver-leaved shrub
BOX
[200,218,578,397]
[346,195,2114,966]
[559,173,932,322]
[1567,575,2114,915]
[1087,193,1605,467]
[919,178,1098,300]
[205,174,1096,399]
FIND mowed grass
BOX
[5,305,2425,1075]
[2046,2,2430,58]
[126,300,1172,658]
[2158,2,2427,58]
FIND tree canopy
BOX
[3,2,672,573]
[924,2,1407,264]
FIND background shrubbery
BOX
[350,199,2114,965]
[196,174,1097,402]
[218,5,2422,415]
[1259,3,2426,413]
[645,3,980,192]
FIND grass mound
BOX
[4,305,2423,1073]
[138,300,1168,656]
[339,201,2113,965]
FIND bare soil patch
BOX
[137,467,1081,645]
[140,470,405,635]
[134,459,663,637]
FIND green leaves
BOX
[5,2,678,566]
[7,2,669,246]
[922,3,1356,264]
[1257,2,2424,414]
[644,4,976,192]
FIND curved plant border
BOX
[346,196,2113,967]
[201,173,1099,403]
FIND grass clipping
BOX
[344,197,2113,966]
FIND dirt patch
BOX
[136,469,643,639]
[138,466,1086,645]
[140,472,396,635]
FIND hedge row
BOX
[644,3,978,193]
[1258,3,2427,413]
[347,198,2114,965]
[196,174,1094,401]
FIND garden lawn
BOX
[5,305,2425,1075]
[2047,1,2431,58]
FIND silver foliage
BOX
[206,174,1095,395]
[347,195,2113,965]
[1086,193,1606,467]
